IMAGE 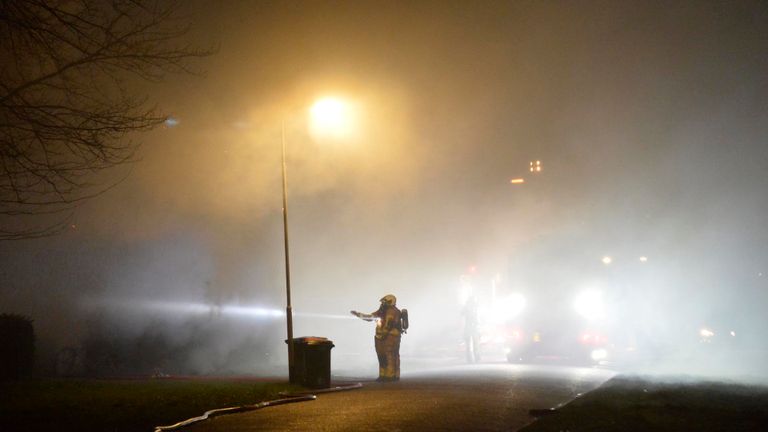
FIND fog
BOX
[1,0,767,382]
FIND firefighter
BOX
[351,294,403,381]
[462,295,481,363]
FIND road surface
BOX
[186,363,614,432]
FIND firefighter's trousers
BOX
[465,331,481,363]
[374,333,401,380]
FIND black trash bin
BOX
[287,336,335,389]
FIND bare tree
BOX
[0,0,211,240]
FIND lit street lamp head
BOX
[309,97,357,140]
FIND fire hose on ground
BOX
[153,383,363,432]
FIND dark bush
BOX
[0,314,35,380]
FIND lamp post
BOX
[280,119,296,383]
[280,97,354,384]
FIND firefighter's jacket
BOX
[358,305,402,339]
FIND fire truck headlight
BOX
[574,290,605,321]
[488,293,526,323]
[591,348,608,361]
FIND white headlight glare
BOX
[488,293,526,323]
[591,348,608,361]
[574,290,605,320]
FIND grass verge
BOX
[0,377,300,432]
[520,375,768,431]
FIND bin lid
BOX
[286,336,334,345]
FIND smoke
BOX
[1,1,767,381]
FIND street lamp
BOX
[281,96,354,384]
[309,97,355,139]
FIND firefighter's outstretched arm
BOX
[350,310,376,322]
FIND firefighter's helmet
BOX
[380,294,397,306]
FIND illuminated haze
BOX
[1,1,767,380]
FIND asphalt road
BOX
[186,364,615,432]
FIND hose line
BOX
[154,382,363,431]
[154,395,316,432]
[278,382,364,397]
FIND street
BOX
[186,364,614,432]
